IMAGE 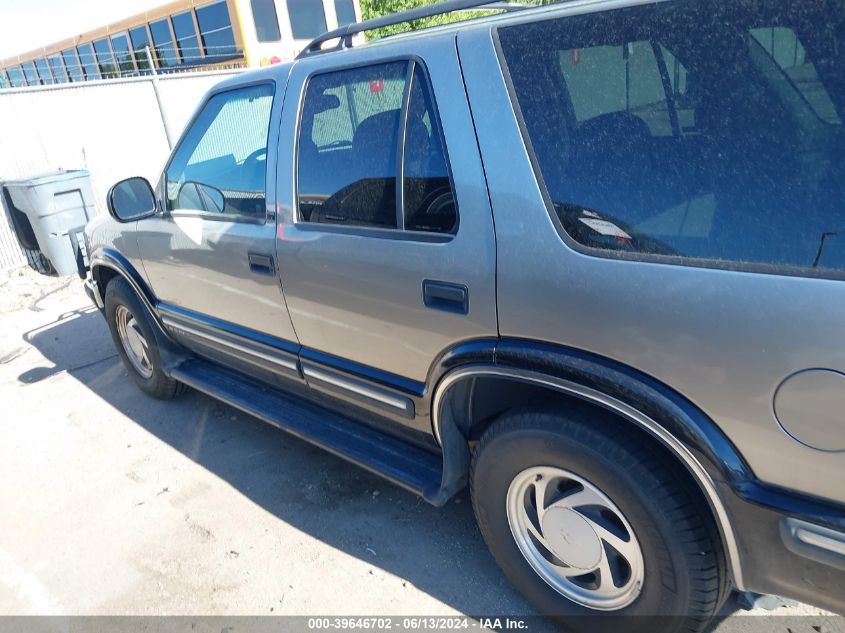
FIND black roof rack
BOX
[298,0,529,58]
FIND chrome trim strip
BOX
[431,365,746,590]
[161,315,299,373]
[785,518,845,558]
[303,366,411,413]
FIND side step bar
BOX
[170,358,445,502]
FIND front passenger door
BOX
[137,82,300,383]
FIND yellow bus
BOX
[0,0,361,89]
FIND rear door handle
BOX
[422,279,468,315]
[248,252,275,275]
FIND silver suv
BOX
[83,0,845,629]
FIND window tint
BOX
[298,62,456,233]
[251,0,282,42]
[404,68,456,233]
[93,38,117,78]
[196,1,237,60]
[498,1,845,274]
[288,0,327,40]
[171,11,202,64]
[334,0,356,27]
[0,69,7,89]
[76,43,100,79]
[166,84,274,219]
[111,34,135,75]
[62,49,84,82]
[150,19,179,68]
[34,58,54,85]
[298,62,406,228]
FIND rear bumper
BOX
[84,277,103,310]
[727,481,845,614]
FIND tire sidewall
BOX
[104,278,168,396]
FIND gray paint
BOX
[273,32,498,383]
[457,24,845,504]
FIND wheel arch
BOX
[90,247,187,370]
[431,339,755,591]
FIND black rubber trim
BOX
[171,357,449,503]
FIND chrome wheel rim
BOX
[506,466,645,611]
[115,305,153,379]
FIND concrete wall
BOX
[0,69,243,272]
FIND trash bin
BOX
[2,170,97,276]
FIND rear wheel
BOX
[105,277,185,400]
[471,408,727,633]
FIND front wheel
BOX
[104,277,185,400]
[471,408,727,633]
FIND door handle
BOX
[422,280,468,315]
[248,252,275,275]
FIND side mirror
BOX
[107,177,157,222]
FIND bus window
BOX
[34,58,55,84]
[150,19,179,68]
[171,11,203,64]
[334,0,356,27]
[288,0,327,40]
[111,33,136,75]
[7,66,27,87]
[251,0,282,42]
[93,38,118,78]
[48,54,69,83]
[21,62,39,86]
[129,26,153,71]
[76,43,100,79]
[62,49,84,82]
[196,1,237,60]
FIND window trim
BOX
[160,79,278,225]
[293,55,460,241]
[492,23,845,282]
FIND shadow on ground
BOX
[19,306,759,630]
[19,306,550,622]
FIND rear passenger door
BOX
[275,35,497,423]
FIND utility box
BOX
[2,170,96,276]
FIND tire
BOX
[471,407,727,633]
[104,277,185,400]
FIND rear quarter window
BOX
[497,0,845,276]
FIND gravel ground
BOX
[0,266,839,633]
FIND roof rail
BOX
[298,0,529,58]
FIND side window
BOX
[298,62,406,229]
[404,67,455,232]
[297,61,457,234]
[166,84,275,219]
[498,2,845,274]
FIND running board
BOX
[170,358,445,502]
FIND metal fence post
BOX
[145,46,175,150]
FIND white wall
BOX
[0,69,243,272]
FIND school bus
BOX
[0,0,361,88]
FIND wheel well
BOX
[449,374,731,581]
[94,265,119,294]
